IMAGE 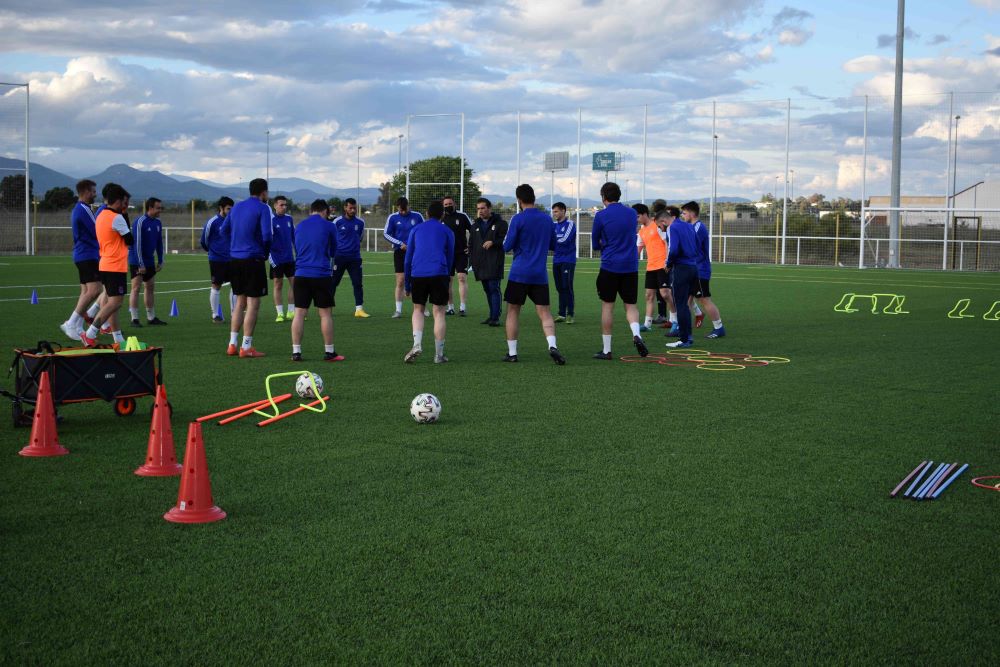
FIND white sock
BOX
[629,322,641,337]
[395,300,403,313]
[276,304,284,316]
[68,311,82,328]
[644,316,652,327]
[413,330,422,348]
[448,303,454,310]
[229,332,239,345]
[229,290,236,311]
[694,303,703,316]
[324,344,334,353]
[435,340,445,356]
[112,330,125,343]
[292,344,302,354]
[210,288,220,316]
[355,305,363,312]
[87,301,100,318]
[146,308,155,320]
[507,340,517,355]
[669,311,677,324]
[241,336,252,350]
[546,335,556,348]
[129,307,139,320]
[459,302,466,311]
[86,324,99,339]
[713,319,723,329]
[424,308,430,316]
[602,335,612,354]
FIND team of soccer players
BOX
[60,177,724,362]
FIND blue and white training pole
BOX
[915,464,949,500]
[930,464,969,499]
[904,461,934,497]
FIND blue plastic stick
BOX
[904,461,933,497]
[914,463,947,499]
[916,464,949,500]
[930,464,969,499]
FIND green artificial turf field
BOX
[1,254,998,664]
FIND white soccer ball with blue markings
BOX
[410,393,441,423]
[295,372,324,399]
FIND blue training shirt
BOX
[294,214,338,278]
[128,214,163,267]
[200,214,230,262]
[667,219,699,267]
[553,217,577,264]
[222,197,273,260]
[592,202,639,273]
[333,215,364,260]
[693,220,711,279]
[503,207,556,284]
[403,218,454,292]
[71,201,100,263]
[383,211,424,250]
[270,214,295,265]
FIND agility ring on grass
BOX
[620,349,790,371]
[970,476,1000,492]
[835,292,908,315]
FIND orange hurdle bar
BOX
[256,396,329,427]
[196,396,279,423]
[218,394,293,426]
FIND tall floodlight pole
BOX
[266,129,270,183]
[952,115,961,204]
[356,145,361,204]
[943,93,954,270]
[24,82,30,255]
[782,98,790,265]
[888,0,906,268]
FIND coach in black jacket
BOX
[469,197,507,326]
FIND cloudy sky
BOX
[0,0,997,201]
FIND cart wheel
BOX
[114,398,137,417]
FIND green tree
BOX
[387,156,482,211]
[40,186,76,211]
[189,198,209,211]
[0,174,32,209]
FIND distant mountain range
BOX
[0,155,750,207]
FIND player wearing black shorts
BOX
[201,197,234,323]
[60,179,104,341]
[383,197,424,318]
[441,195,472,316]
[127,198,166,327]
[269,195,296,322]
[403,200,454,364]
[290,199,343,362]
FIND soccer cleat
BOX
[147,317,167,326]
[666,340,693,349]
[131,318,143,328]
[639,324,650,332]
[226,344,238,356]
[434,354,449,364]
[80,332,98,348]
[549,347,566,365]
[391,311,402,319]
[667,325,681,337]
[275,313,285,322]
[291,352,303,362]
[695,313,705,328]
[488,320,501,327]
[565,316,574,324]
[100,323,112,335]
[354,308,371,318]
[459,309,466,317]
[706,326,726,339]
[404,347,422,363]
[502,353,518,362]
[659,321,673,328]
[446,308,455,316]
[652,315,667,324]
[633,336,649,357]
[212,315,225,323]
[554,315,566,323]
[592,351,613,360]
[239,347,266,358]
[423,309,431,317]
[60,321,81,341]
[324,352,345,362]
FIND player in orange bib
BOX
[634,203,672,332]
[80,183,134,347]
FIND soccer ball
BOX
[295,372,324,399]
[410,393,442,423]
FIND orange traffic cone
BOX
[19,371,68,457]
[135,385,181,477]
[163,422,226,524]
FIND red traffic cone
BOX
[20,371,68,457]
[164,422,226,524]
[135,385,181,477]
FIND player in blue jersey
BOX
[551,202,576,324]
[290,200,343,362]
[200,196,234,322]
[60,179,102,340]
[126,197,166,327]
[590,182,648,359]
[383,196,424,318]
[684,201,725,338]
[220,178,273,358]
[501,184,565,365]
[403,200,454,363]
[269,195,296,322]
[332,198,370,318]
[665,202,701,349]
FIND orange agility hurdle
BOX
[257,396,329,427]
[218,394,293,426]
[196,393,293,424]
